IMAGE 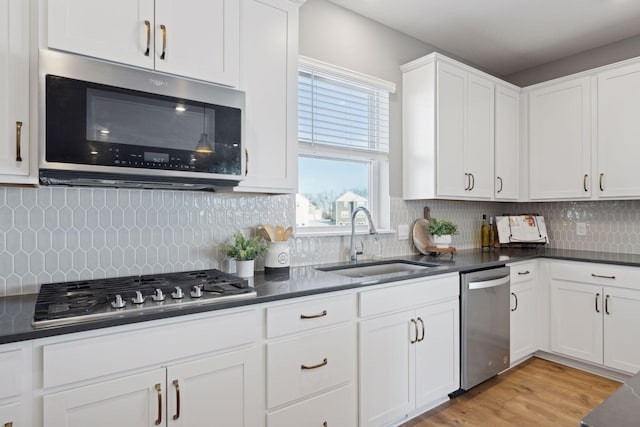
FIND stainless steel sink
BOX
[317,260,439,278]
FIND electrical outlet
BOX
[576,222,587,236]
[398,224,409,240]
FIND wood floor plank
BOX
[402,357,621,427]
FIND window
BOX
[296,57,395,233]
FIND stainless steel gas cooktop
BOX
[33,269,256,328]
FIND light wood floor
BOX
[402,357,621,427]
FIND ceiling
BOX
[328,0,640,77]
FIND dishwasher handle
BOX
[468,275,510,290]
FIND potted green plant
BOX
[220,233,267,277]
[427,219,458,248]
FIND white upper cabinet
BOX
[235,0,299,193]
[597,61,640,198]
[527,76,591,200]
[0,0,32,183]
[494,85,520,200]
[47,0,240,86]
[402,54,496,201]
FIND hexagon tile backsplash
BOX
[2,186,640,296]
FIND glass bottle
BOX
[481,214,489,250]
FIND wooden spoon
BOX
[275,225,285,242]
[257,226,271,242]
[283,226,293,241]
[263,224,274,242]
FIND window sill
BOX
[295,228,396,238]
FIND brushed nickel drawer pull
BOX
[517,270,530,275]
[417,317,425,342]
[144,20,151,56]
[595,293,600,313]
[410,318,418,344]
[172,379,181,420]
[301,358,328,370]
[300,310,327,319]
[15,121,22,162]
[160,24,167,60]
[155,383,162,425]
[591,273,615,279]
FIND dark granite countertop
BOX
[581,369,640,427]
[2,247,640,345]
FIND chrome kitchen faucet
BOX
[350,206,377,263]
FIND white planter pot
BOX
[236,260,255,277]
[432,234,452,248]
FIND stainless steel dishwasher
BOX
[459,266,510,391]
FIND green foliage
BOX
[427,219,458,236]
[220,233,267,261]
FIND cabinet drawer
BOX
[267,384,356,427]
[550,261,640,289]
[0,402,20,427]
[266,294,354,339]
[509,261,537,285]
[0,346,25,400]
[266,324,355,409]
[43,308,258,388]
[359,273,459,318]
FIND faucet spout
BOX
[350,206,377,263]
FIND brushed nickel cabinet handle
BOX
[497,176,503,193]
[144,20,151,56]
[464,173,469,191]
[595,293,600,313]
[15,121,22,162]
[605,295,611,315]
[511,292,518,312]
[518,270,530,275]
[410,318,418,344]
[417,317,425,342]
[300,310,327,319]
[172,379,181,420]
[469,173,475,190]
[155,383,162,425]
[599,173,604,192]
[160,24,167,60]
[584,174,588,192]
[301,358,328,370]
[592,273,615,279]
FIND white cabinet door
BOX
[465,73,494,199]
[0,0,30,180]
[236,0,298,193]
[597,62,640,198]
[414,300,459,407]
[550,280,603,364]
[359,310,414,427]
[528,76,591,199]
[154,0,239,86]
[436,61,467,198]
[167,347,259,427]
[495,85,520,200]
[0,402,20,427]
[47,0,155,69]
[603,287,640,373]
[43,369,166,427]
[510,281,536,363]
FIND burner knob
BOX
[152,289,165,302]
[171,287,184,299]
[191,286,202,298]
[132,291,145,304]
[111,294,126,309]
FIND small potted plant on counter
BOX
[428,219,458,248]
[220,233,267,277]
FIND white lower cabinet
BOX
[0,342,32,427]
[358,274,459,427]
[549,261,640,373]
[43,347,258,427]
[508,261,538,364]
